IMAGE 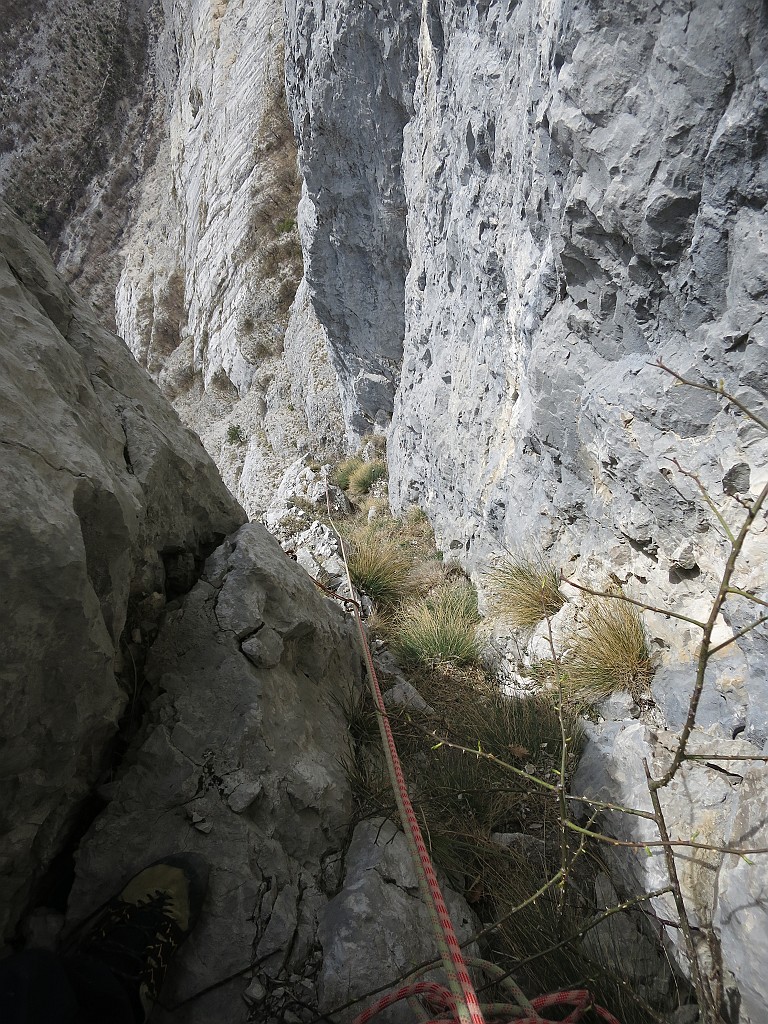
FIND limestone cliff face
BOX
[110,0,345,515]
[1,0,345,516]
[288,0,768,1014]
[0,202,245,946]
[0,0,166,328]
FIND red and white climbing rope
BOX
[331,522,485,1024]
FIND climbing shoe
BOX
[70,853,209,1022]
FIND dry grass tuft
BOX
[345,525,413,608]
[565,595,653,701]
[485,552,565,629]
[407,557,451,596]
[347,459,388,495]
[332,456,364,490]
[389,579,481,667]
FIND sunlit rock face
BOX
[1,0,345,515]
[390,0,767,576]
[112,0,345,514]
[289,1,768,1012]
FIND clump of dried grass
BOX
[565,595,653,701]
[345,525,413,609]
[485,552,565,629]
[388,579,481,668]
[347,459,387,495]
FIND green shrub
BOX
[347,459,388,494]
[565,595,653,700]
[389,579,481,667]
[226,423,246,445]
[485,552,565,629]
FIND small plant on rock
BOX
[485,551,565,629]
[226,423,246,445]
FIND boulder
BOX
[317,818,478,1024]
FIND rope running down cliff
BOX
[323,489,624,1024]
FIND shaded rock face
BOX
[68,526,478,1024]
[317,818,478,1024]
[285,0,421,437]
[0,203,245,946]
[68,523,361,1023]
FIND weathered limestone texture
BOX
[285,0,421,437]
[1,0,345,512]
[111,0,345,511]
[0,0,166,327]
[573,723,768,1022]
[389,0,768,598]
[288,0,768,1011]
[0,203,244,946]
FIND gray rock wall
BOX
[390,0,768,581]
[68,523,361,1023]
[285,0,768,1013]
[1,0,346,514]
[0,0,166,328]
[0,203,244,945]
[285,0,421,437]
[68,526,477,1024]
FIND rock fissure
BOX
[0,437,89,479]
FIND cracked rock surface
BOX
[573,722,768,1020]
[68,525,476,1023]
[68,523,361,1023]
[0,202,244,946]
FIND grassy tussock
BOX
[388,579,481,667]
[565,595,653,700]
[345,525,413,608]
[485,552,565,629]
[347,459,388,495]
[331,456,364,490]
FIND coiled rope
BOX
[325,495,622,1024]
